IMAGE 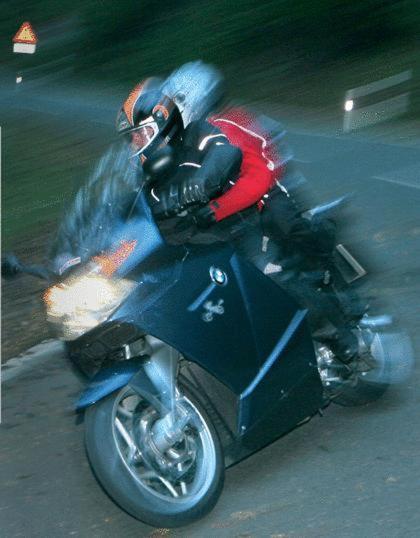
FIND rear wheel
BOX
[316,319,412,406]
[85,380,224,528]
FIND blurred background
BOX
[1,1,419,357]
[1,7,420,536]
[1,1,419,102]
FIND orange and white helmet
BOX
[116,77,183,164]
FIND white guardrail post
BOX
[343,69,412,132]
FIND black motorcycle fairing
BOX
[57,177,324,459]
[103,239,324,435]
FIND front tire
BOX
[85,381,225,528]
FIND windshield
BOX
[49,142,164,277]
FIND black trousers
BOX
[261,189,337,259]
[230,196,349,332]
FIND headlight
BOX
[44,269,136,340]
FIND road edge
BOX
[2,339,64,383]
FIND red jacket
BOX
[208,108,283,221]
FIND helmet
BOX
[162,61,224,127]
[116,77,183,164]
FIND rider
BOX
[115,63,358,362]
[115,66,321,252]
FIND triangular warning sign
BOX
[13,22,37,44]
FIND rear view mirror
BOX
[1,253,23,279]
[2,253,51,282]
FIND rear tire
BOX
[317,323,412,407]
[331,371,389,407]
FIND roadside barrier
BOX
[343,70,412,132]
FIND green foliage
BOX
[1,0,418,84]
[70,0,420,82]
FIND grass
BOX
[1,109,111,250]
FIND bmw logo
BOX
[209,266,227,286]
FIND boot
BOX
[326,328,359,364]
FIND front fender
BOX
[75,357,171,412]
[76,360,142,410]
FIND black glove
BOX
[148,176,211,219]
[176,176,210,208]
[190,204,217,229]
[147,184,181,219]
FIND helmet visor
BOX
[129,118,159,156]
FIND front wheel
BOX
[84,381,224,528]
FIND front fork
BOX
[131,336,191,453]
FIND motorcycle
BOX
[2,146,411,528]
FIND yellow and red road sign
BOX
[13,22,37,54]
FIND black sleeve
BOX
[199,142,242,198]
[148,121,242,218]
[175,120,242,200]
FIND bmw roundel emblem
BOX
[209,266,227,286]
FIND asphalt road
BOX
[1,83,420,537]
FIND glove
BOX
[190,204,217,229]
[178,177,209,206]
[147,184,181,219]
[148,176,211,219]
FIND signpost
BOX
[13,22,38,54]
